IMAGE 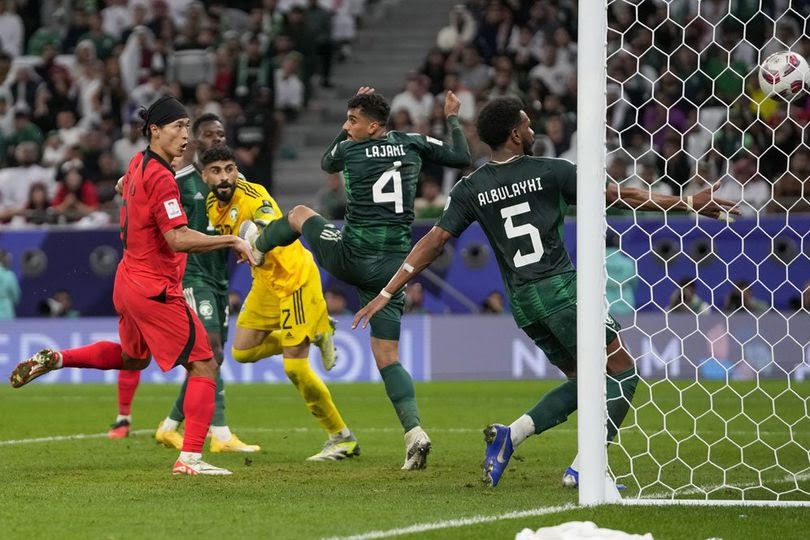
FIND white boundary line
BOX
[321,504,576,540]
[0,429,153,446]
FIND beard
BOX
[522,137,534,156]
[213,184,235,202]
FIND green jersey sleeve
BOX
[321,130,349,173]
[558,159,577,205]
[436,178,476,237]
[412,116,471,168]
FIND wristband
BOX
[403,263,414,274]
[380,289,392,299]
[686,195,694,211]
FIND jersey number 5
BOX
[501,202,544,268]
[372,161,403,213]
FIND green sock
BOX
[255,215,300,252]
[169,371,227,425]
[169,377,188,422]
[528,378,578,435]
[212,370,226,426]
[380,362,420,432]
[606,367,638,440]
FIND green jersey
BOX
[321,116,471,253]
[175,164,229,292]
[437,155,577,294]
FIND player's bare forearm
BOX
[352,227,452,329]
[606,183,686,212]
[164,226,254,263]
[321,130,348,173]
[606,182,740,220]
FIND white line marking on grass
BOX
[0,429,152,446]
[321,504,576,540]
[635,471,810,501]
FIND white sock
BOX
[210,425,232,442]
[569,453,579,472]
[116,415,131,424]
[330,427,352,441]
[160,418,180,432]
[179,451,201,462]
[509,414,535,448]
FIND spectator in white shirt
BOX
[390,72,435,129]
[112,117,148,171]
[0,1,24,58]
[436,4,476,53]
[274,52,304,121]
[438,70,475,123]
[714,155,771,217]
[528,44,574,96]
[0,142,56,220]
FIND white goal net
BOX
[579,0,810,505]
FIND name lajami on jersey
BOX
[365,144,406,158]
[478,177,543,206]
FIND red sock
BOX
[117,370,141,416]
[60,341,124,370]
[182,376,216,453]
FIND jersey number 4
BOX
[501,202,544,268]
[372,161,403,213]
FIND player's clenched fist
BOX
[444,90,461,118]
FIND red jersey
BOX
[118,149,188,297]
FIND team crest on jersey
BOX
[198,300,214,319]
[230,207,238,222]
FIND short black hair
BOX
[193,113,223,138]
[476,98,524,149]
[347,93,390,124]
[200,145,236,167]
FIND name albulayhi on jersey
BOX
[478,176,543,206]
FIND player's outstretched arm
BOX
[606,181,740,220]
[353,226,453,329]
[164,226,257,265]
[420,91,471,169]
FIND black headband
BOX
[140,96,188,136]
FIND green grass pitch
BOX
[1,380,807,539]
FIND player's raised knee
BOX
[232,347,259,364]
[288,205,318,230]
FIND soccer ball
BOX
[758,51,809,101]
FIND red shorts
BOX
[113,271,212,371]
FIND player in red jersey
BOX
[8,96,257,476]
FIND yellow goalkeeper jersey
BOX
[206,179,312,297]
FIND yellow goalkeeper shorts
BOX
[237,265,331,348]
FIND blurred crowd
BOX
[1,0,809,229]
[402,0,809,218]
[0,0,367,226]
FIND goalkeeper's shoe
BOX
[306,433,360,461]
[155,421,184,449]
[172,456,232,476]
[313,317,338,371]
[561,467,627,490]
[401,426,432,470]
[482,423,513,487]
[9,348,61,388]
[107,419,131,439]
[238,220,265,266]
[210,433,261,453]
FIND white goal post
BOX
[577,0,810,507]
